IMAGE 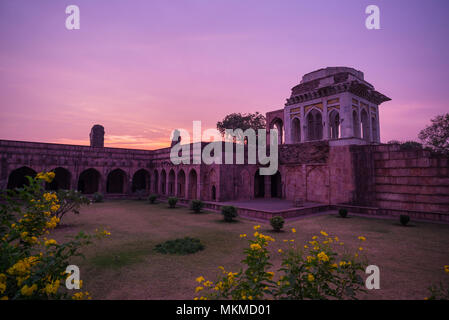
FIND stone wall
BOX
[372,144,449,218]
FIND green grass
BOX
[52,200,449,300]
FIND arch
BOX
[177,169,186,198]
[352,110,360,138]
[160,169,167,195]
[132,169,150,193]
[153,170,159,193]
[271,171,282,198]
[328,110,340,139]
[46,167,71,190]
[168,169,175,196]
[106,169,126,194]
[254,170,265,198]
[361,109,370,141]
[211,185,216,201]
[188,169,198,199]
[306,109,323,141]
[238,169,251,199]
[291,117,301,143]
[7,166,36,189]
[78,168,100,194]
[371,116,378,142]
[270,118,284,144]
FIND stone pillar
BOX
[340,93,353,139]
[90,125,105,148]
[323,103,330,140]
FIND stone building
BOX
[0,67,448,221]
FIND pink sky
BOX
[1,0,448,149]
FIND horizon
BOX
[1,0,448,149]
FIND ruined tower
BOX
[90,124,105,148]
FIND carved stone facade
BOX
[0,67,447,221]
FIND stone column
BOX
[264,175,271,199]
[340,93,353,139]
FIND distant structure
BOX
[0,67,448,222]
[90,125,105,148]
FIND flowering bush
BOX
[426,265,449,300]
[194,227,368,300]
[0,172,109,300]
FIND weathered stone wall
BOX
[372,144,449,216]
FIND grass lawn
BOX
[52,200,449,300]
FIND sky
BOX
[0,0,448,149]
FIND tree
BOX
[418,113,449,155]
[216,112,266,142]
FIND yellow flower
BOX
[21,284,37,296]
[291,228,296,233]
[304,245,308,249]
[195,276,205,283]
[253,225,261,230]
[266,272,274,279]
[359,247,363,251]
[204,281,213,287]
[306,256,314,263]
[43,280,60,295]
[278,249,283,253]
[307,274,314,282]
[312,236,317,240]
[195,286,204,293]
[444,265,449,273]
[45,239,57,246]
[20,231,28,239]
[72,291,91,300]
[339,261,347,267]
[250,243,262,251]
[320,231,328,237]
[317,251,329,263]
[239,234,247,238]
[358,236,366,241]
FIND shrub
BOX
[0,172,110,300]
[148,194,158,204]
[270,216,285,232]
[400,141,423,151]
[338,208,348,218]
[154,237,204,255]
[92,192,104,203]
[426,265,449,300]
[194,227,368,300]
[168,197,178,208]
[190,200,204,213]
[53,189,90,222]
[221,206,238,222]
[135,189,146,200]
[400,215,410,226]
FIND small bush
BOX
[400,141,423,151]
[92,192,104,203]
[338,208,348,218]
[135,189,146,200]
[221,205,238,222]
[400,215,410,226]
[154,237,204,255]
[190,200,204,213]
[270,216,285,232]
[148,194,158,204]
[168,197,178,208]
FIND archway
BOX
[160,170,167,195]
[7,166,36,189]
[168,169,175,196]
[107,169,126,194]
[328,110,340,139]
[254,170,265,198]
[270,118,284,144]
[46,167,71,190]
[306,109,323,141]
[188,169,198,199]
[271,171,282,198]
[211,185,216,201]
[361,109,370,141]
[78,168,100,194]
[353,110,360,138]
[132,169,150,193]
[371,116,378,142]
[177,169,186,198]
[153,170,159,194]
[291,118,301,143]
